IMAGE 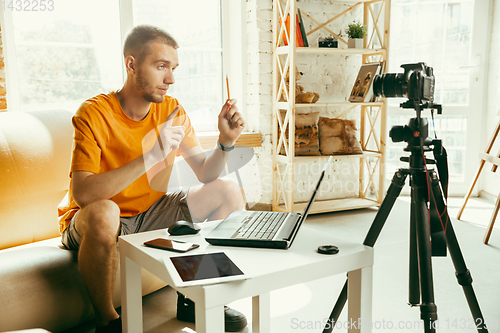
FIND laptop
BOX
[205,156,333,249]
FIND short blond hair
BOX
[123,25,178,62]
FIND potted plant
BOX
[346,21,367,48]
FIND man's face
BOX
[134,42,179,104]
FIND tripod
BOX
[323,115,488,333]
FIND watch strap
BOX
[217,139,235,152]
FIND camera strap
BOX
[430,193,447,257]
[433,144,449,199]
[430,144,449,257]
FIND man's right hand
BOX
[72,107,187,208]
[146,106,185,166]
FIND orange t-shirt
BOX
[57,91,200,233]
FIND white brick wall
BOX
[482,0,500,197]
[243,0,274,205]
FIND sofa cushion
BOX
[0,110,171,331]
[0,110,73,250]
[0,237,167,332]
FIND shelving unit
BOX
[272,0,391,213]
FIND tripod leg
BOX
[408,189,420,305]
[322,170,408,333]
[364,170,408,246]
[429,172,489,332]
[412,172,438,332]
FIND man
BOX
[58,25,248,332]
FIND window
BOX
[2,0,242,133]
[389,0,473,106]
[131,0,224,132]
[5,0,122,112]
[384,0,488,194]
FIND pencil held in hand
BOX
[226,75,232,124]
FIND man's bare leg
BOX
[74,199,121,327]
[186,177,245,221]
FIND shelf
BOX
[331,0,386,2]
[275,46,386,56]
[272,0,389,214]
[276,101,383,109]
[275,151,382,164]
[273,197,380,214]
[197,132,262,149]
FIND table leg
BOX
[347,266,373,333]
[252,293,271,333]
[121,255,143,333]
[195,300,224,333]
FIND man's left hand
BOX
[218,99,245,146]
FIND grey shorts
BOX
[61,189,192,251]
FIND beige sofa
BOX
[0,110,167,332]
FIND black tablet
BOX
[164,252,248,287]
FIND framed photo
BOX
[349,62,383,103]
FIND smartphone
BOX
[144,238,200,253]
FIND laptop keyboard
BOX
[231,211,289,240]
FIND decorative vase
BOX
[348,38,364,49]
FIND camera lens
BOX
[373,73,406,98]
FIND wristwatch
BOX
[217,139,235,152]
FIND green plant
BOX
[345,21,367,39]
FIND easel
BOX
[457,110,500,244]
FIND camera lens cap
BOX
[317,245,339,255]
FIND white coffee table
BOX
[119,220,374,333]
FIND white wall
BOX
[481,0,500,197]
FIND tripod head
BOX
[389,106,444,170]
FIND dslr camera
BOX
[373,62,435,103]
